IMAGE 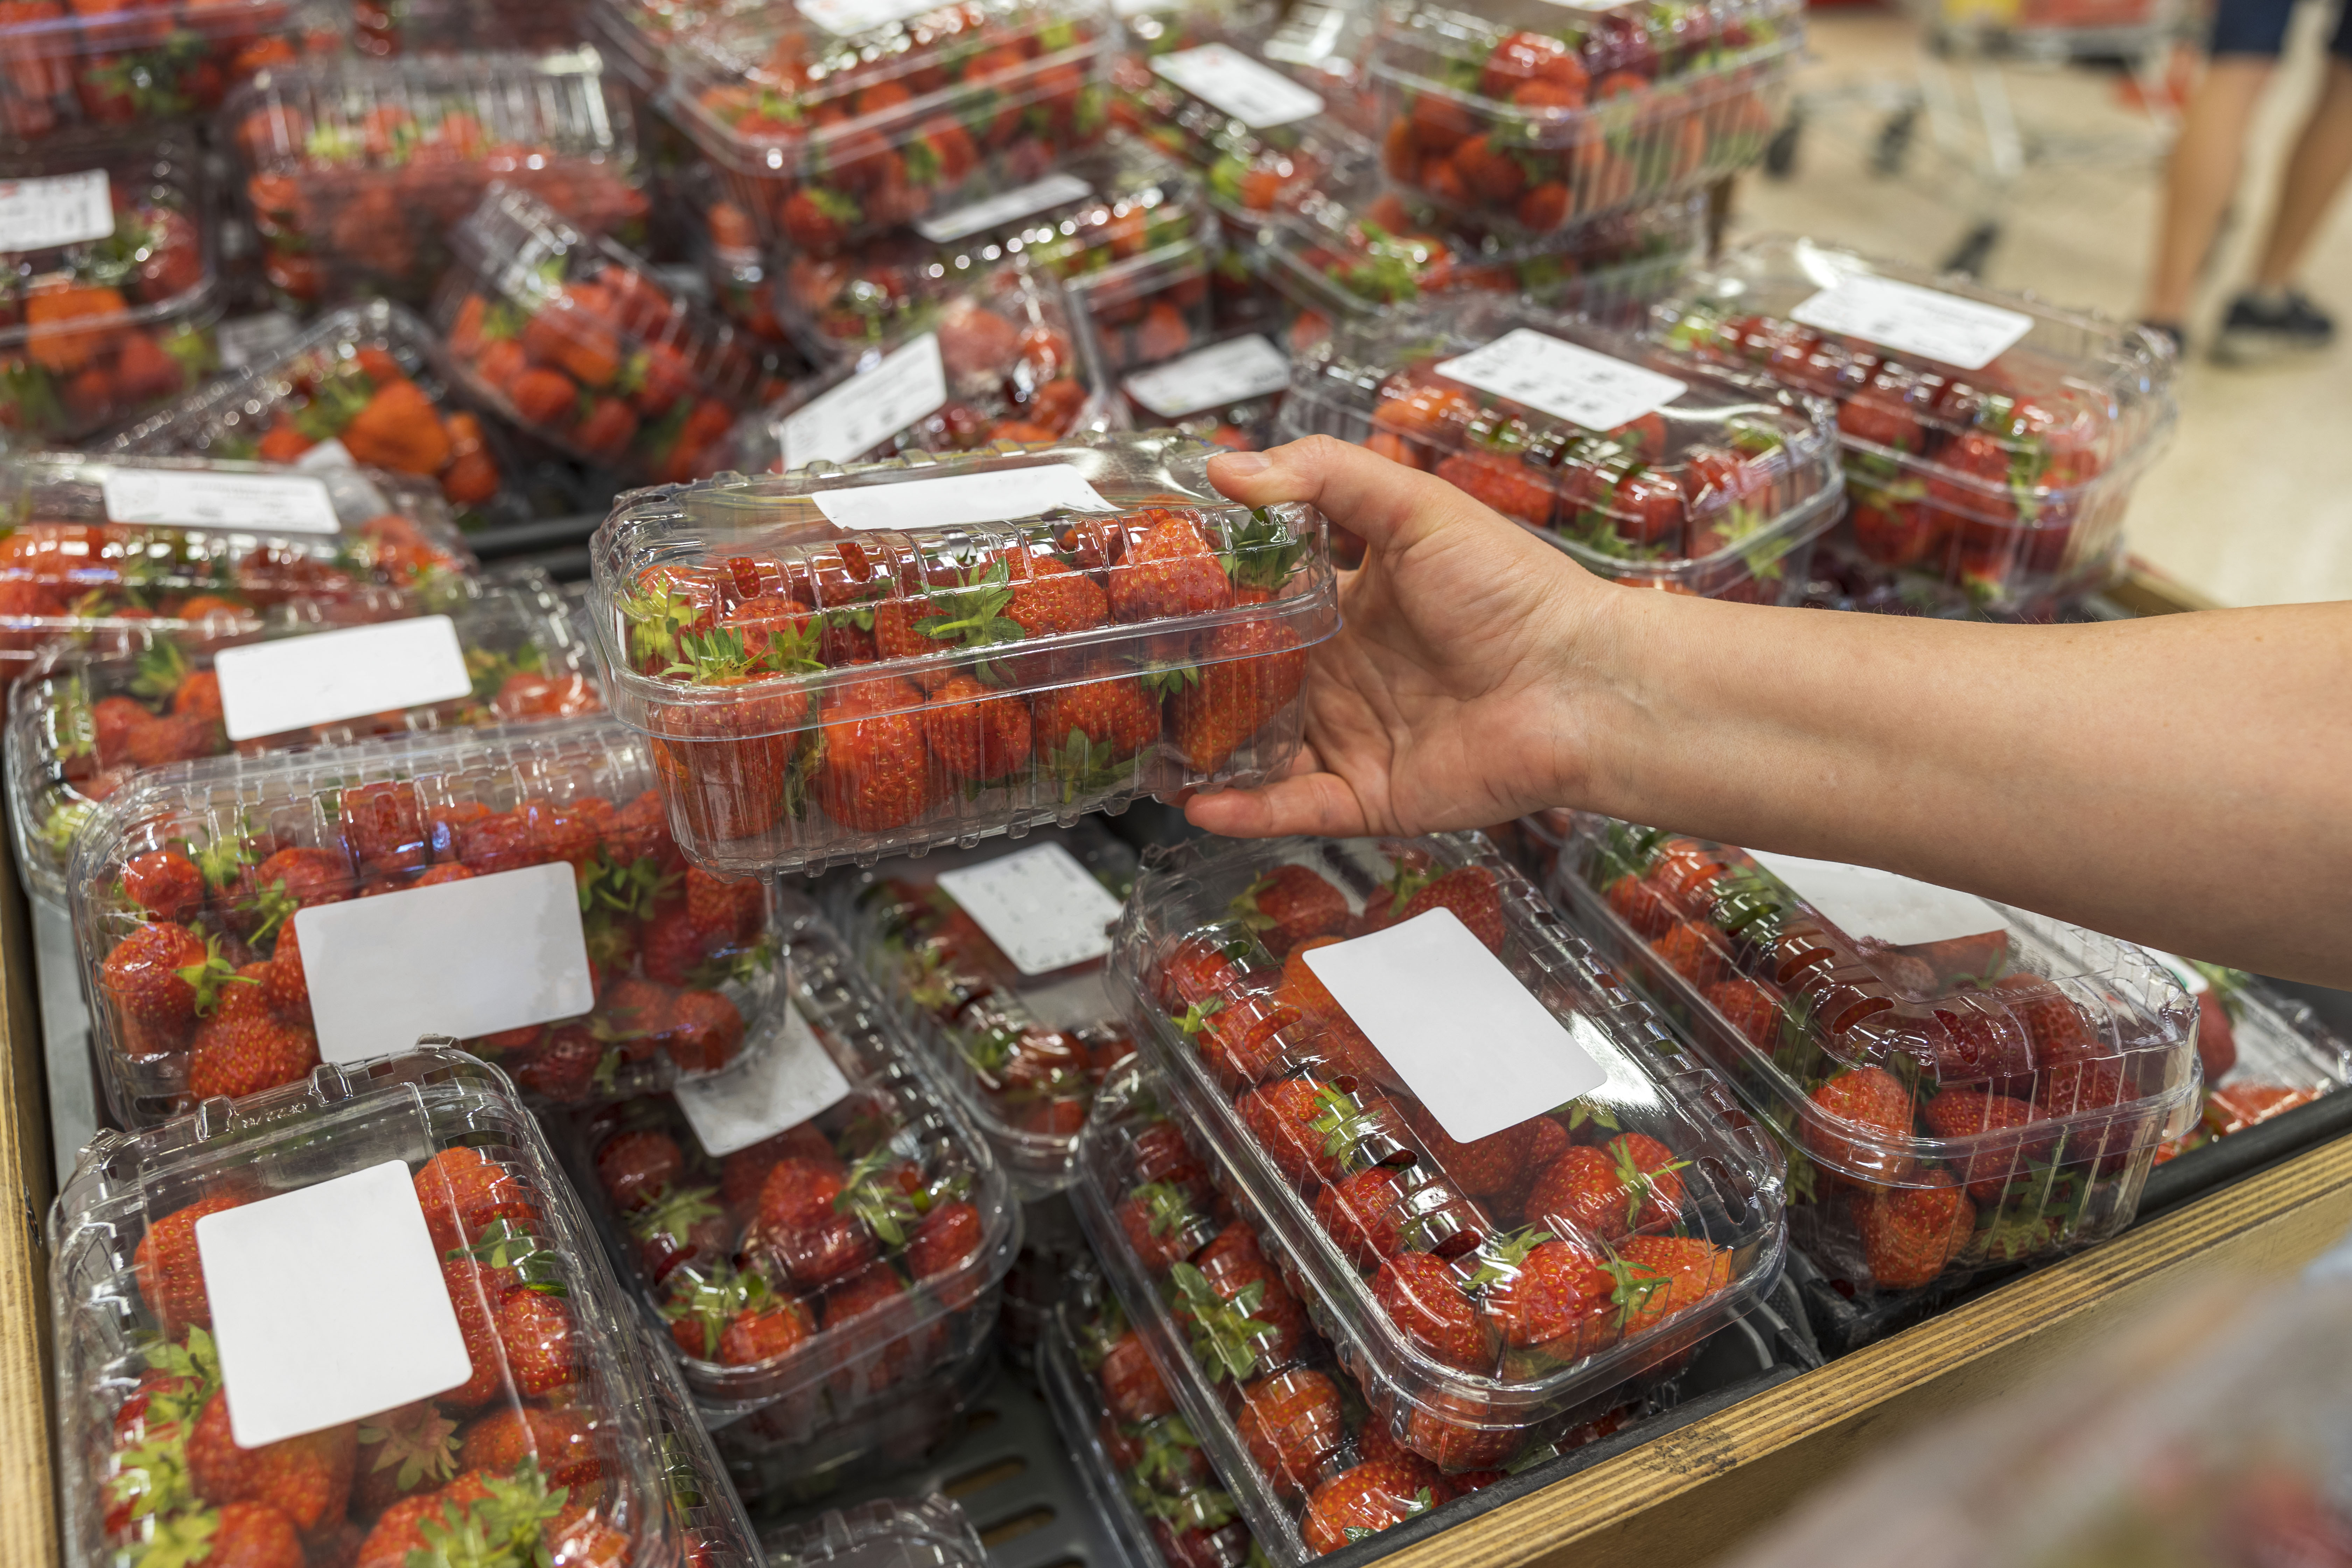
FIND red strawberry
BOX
[135,1192,246,1334]
[1236,1075,1394,1185]
[186,1012,319,1100]
[684,865,763,939]
[1237,1367,1344,1497]
[639,904,715,988]
[1315,1166,1408,1268]
[1476,1228,1616,1360]
[512,1023,603,1103]
[1301,1458,1446,1554]
[495,1285,578,1394]
[1524,1134,1684,1243]
[1373,1251,1488,1372]
[354,1471,496,1568]
[1802,1065,1919,1181]
[720,1125,836,1211]
[122,849,204,921]
[1921,1091,2051,1204]
[1099,1328,1173,1424]
[1172,1252,1309,1378]
[906,1198,987,1310]
[455,1404,600,1491]
[923,672,1034,782]
[1230,864,1348,959]
[666,990,745,1072]
[1006,552,1108,639]
[351,1401,462,1517]
[413,1147,539,1257]
[100,920,212,1046]
[186,1392,356,1531]
[1854,1169,1975,1289]
[1032,670,1161,788]
[1109,511,1234,624]
[1169,620,1307,774]
[438,1259,512,1409]
[1652,918,1730,986]
[817,677,934,832]
[1405,1105,1534,1202]
[594,1129,683,1211]
[1705,976,1783,1050]
[1603,872,1675,939]
[1130,1121,1212,1198]
[1118,1180,1211,1271]
[1368,865,1506,954]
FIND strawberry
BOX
[100,920,212,1046]
[1118,1180,1212,1271]
[1374,1251,1489,1372]
[1315,1166,1408,1268]
[639,904,715,988]
[1802,1065,1919,1181]
[1108,511,1234,624]
[1366,865,1506,954]
[1169,620,1308,773]
[1474,1228,1617,1360]
[413,1147,540,1257]
[1405,1105,1535,1203]
[666,990,745,1072]
[1705,976,1783,1050]
[1177,989,1300,1085]
[352,1402,462,1516]
[495,1284,578,1395]
[1301,1459,1445,1554]
[1854,1169,1975,1289]
[906,1198,987,1310]
[1608,1234,1731,1336]
[1005,553,1109,640]
[1171,1253,1308,1379]
[1237,1367,1344,1498]
[1228,864,1348,959]
[122,849,204,921]
[593,1129,682,1211]
[135,1192,246,1334]
[186,1012,318,1100]
[352,1471,502,1568]
[629,1182,730,1286]
[1236,1075,1395,1185]
[455,1405,600,1491]
[1099,1328,1174,1424]
[817,677,934,832]
[1031,670,1161,795]
[1921,1091,2052,1203]
[1652,918,1730,986]
[145,1502,303,1568]
[1124,1413,1211,1494]
[512,1023,603,1103]
[720,1125,835,1211]
[923,672,1034,782]
[1130,1121,1212,1198]
[438,1259,511,1409]
[1524,1138,1679,1243]
[684,865,763,939]
[186,1391,356,1531]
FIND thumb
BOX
[1206,435,1514,556]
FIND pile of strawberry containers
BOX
[658,0,1113,258]
[50,1048,694,1568]
[0,131,222,443]
[832,823,1140,1194]
[6,565,600,906]
[0,0,337,143]
[560,904,1018,1505]
[1279,297,1842,601]
[67,716,780,1127]
[223,48,650,309]
[584,430,1337,876]
[1088,832,1786,1556]
[1647,235,2179,612]
[1370,0,1801,232]
[0,450,474,679]
[1549,816,2202,1303]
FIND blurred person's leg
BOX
[2215,22,2352,359]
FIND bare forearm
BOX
[1570,592,2352,985]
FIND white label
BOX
[813,463,1117,531]
[935,842,1125,976]
[1153,44,1324,129]
[781,335,948,471]
[1746,850,2006,948]
[216,311,301,370]
[1303,908,1608,1145]
[677,1003,852,1156]
[296,863,595,1065]
[1788,274,2034,372]
[197,1160,474,1449]
[1125,334,1292,418]
[915,172,1094,244]
[1434,329,1688,433]
[2144,948,2211,997]
[215,615,474,742]
[99,468,342,534]
[796,0,939,33]
[0,168,113,250]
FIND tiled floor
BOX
[1727,3,2352,606]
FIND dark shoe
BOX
[2212,289,2335,363]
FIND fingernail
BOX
[1213,450,1269,476]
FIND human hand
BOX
[1185,435,1622,839]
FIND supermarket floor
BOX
[1726,2,2352,607]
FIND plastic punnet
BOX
[1648,235,2179,609]
[661,0,1113,258]
[50,1047,685,1568]
[0,132,220,442]
[7,565,599,906]
[0,0,340,144]
[434,183,782,483]
[561,908,1017,1431]
[223,49,649,309]
[0,450,472,679]
[2142,957,2350,1156]
[110,299,529,532]
[772,137,1214,371]
[1370,0,1801,232]
[1551,814,2202,1295]
[1109,35,1350,223]
[1106,833,1784,1479]
[764,1495,989,1568]
[1278,298,1841,601]
[68,716,781,1127]
[745,257,1115,456]
[832,822,1140,1194]
[586,430,1335,876]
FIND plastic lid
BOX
[764,1495,988,1568]
[0,0,342,142]
[50,1047,684,1568]
[1280,296,1840,597]
[834,822,1140,1191]
[434,183,779,481]
[1553,814,2202,1218]
[565,906,1017,1421]
[585,430,1335,874]
[7,566,598,906]
[1107,833,1785,1464]
[67,715,780,1127]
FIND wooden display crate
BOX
[0,560,2318,1568]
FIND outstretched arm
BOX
[1187,437,2352,986]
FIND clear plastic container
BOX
[7,565,599,906]
[68,715,782,1126]
[1117,330,1291,453]
[765,1495,988,1568]
[435,183,784,483]
[109,299,530,532]
[225,48,649,310]
[1110,36,1351,223]
[738,260,1117,471]
[560,907,1017,1428]
[1261,0,1383,145]
[831,822,1140,1195]
[1648,234,2180,610]
[1044,1287,1261,1568]
[720,1332,995,1510]
[0,0,340,144]
[637,1317,765,1568]
[50,1046,685,1568]
[1073,1063,1530,1561]
[661,0,1114,258]
[586,430,1336,876]
[1370,0,1802,232]
[2143,958,2351,1160]
[1550,814,2202,1297]
[1278,298,1842,601]
[0,131,220,442]
[775,137,1214,371]
[1106,832,1786,1483]
[0,450,473,681]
